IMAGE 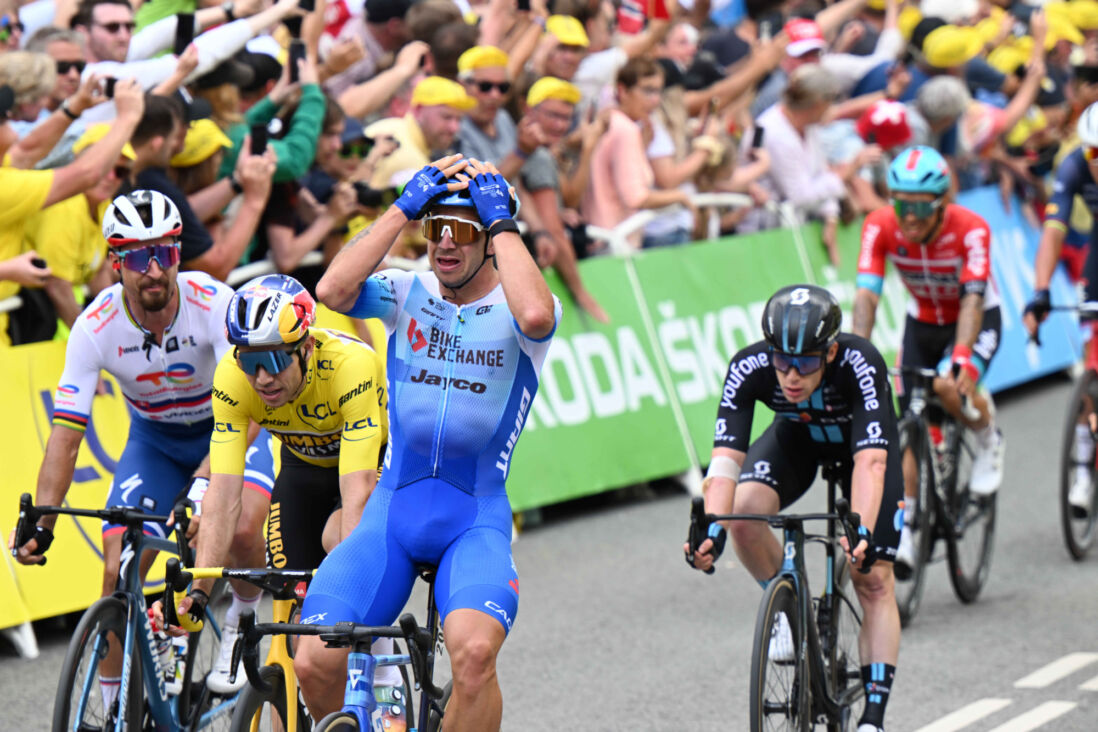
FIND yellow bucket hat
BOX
[73,123,137,160]
[546,15,589,47]
[526,77,582,108]
[922,25,984,69]
[457,46,510,74]
[410,76,477,110]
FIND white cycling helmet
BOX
[1078,102,1098,147]
[102,190,183,247]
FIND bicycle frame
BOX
[901,371,965,537]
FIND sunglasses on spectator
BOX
[771,350,825,376]
[95,21,136,34]
[235,344,300,376]
[1085,146,1098,163]
[472,80,511,94]
[339,139,374,159]
[892,197,943,219]
[112,165,132,179]
[422,215,485,245]
[56,60,87,75]
[115,242,181,273]
[0,17,23,41]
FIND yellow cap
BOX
[546,14,589,47]
[457,45,509,74]
[410,76,477,110]
[922,25,984,68]
[898,6,923,40]
[1046,12,1085,48]
[1006,106,1048,148]
[526,77,582,108]
[1070,0,1098,30]
[987,45,1027,74]
[72,123,137,160]
[866,0,886,10]
[170,119,233,168]
[974,8,1007,45]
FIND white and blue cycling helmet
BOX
[226,274,316,347]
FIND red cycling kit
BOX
[857,204,1002,402]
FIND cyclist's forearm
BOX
[193,473,243,592]
[850,449,886,533]
[1034,222,1066,290]
[317,206,406,313]
[954,293,984,350]
[704,447,745,529]
[34,427,84,530]
[494,231,556,339]
[852,288,878,340]
[338,470,374,541]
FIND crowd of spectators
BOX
[1,0,1097,342]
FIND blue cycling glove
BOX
[394,165,449,220]
[466,169,515,229]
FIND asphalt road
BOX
[3,373,1098,731]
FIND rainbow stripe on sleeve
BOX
[52,409,89,433]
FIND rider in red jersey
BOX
[852,145,1003,579]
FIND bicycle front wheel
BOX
[894,418,935,627]
[1060,369,1098,559]
[750,577,809,732]
[52,596,143,732]
[229,665,311,732]
[825,558,864,732]
[945,425,997,603]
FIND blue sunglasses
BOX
[771,350,824,375]
[235,346,298,376]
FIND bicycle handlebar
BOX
[231,610,446,701]
[690,496,871,574]
[890,366,981,421]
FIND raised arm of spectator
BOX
[559,107,607,208]
[44,77,143,207]
[684,34,787,116]
[651,113,722,189]
[478,0,517,50]
[824,64,910,123]
[816,0,869,41]
[185,149,275,281]
[126,0,262,61]
[268,181,357,272]
[8,71,108,170]
[505,11,546,80]
[996,11,1048,137]
[151,42,198,96]
[620,15,674,62]
[338,41,428,119]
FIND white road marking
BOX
[1080,674,1098,691]
[985,701,1077,732]
[1013,653,1098,688]
[912,698,1013,732]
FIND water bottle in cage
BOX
[166,633,188,695]
[148,609,173,682]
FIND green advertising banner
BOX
[506,219,914,513]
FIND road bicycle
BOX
[1041,302,1098,559]
[232,565,450,732]
[688,462,865,731]
[14,493,234,731]
[161,558,315,731]
[891,366,997,626]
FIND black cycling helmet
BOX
[761,284,842,354]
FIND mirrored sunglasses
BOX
[116,243,181,273]
[235,347,297,376]
[422,216,485,245]
[892,197,942,219]
[771,350,824,375]
[474,80,511,94]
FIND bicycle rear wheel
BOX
[824,559,864,732]
[313,711,360,731]
[894,418,935,627]
[181,579,235,730]
[52,596,143,732]
[750,577,809,732]
[423,680,452,732]
[229,664,311,732]
[945,424,997,603]
[1060,370,1098,559]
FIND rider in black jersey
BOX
[686,284,902,732]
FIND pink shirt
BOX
[581,109,654,247]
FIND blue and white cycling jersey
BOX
[351,268,562,496]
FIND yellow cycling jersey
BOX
[210,328,388,475]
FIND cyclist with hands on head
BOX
[686,285,902,732]
[293,154,560,729]
[8,189,269,711]
[853,145,1003,576]
[1024,101,1098,517]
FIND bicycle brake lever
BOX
[836,500,872,575]
[236,610,271,693]
[686,497,716,574]
[13,493,46,565]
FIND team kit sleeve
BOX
[206,276,237,361]
[712,346,765,451]
[855,208,890,296]
[345,269,404,328]
[51,318,104,433]
[208,354,253,476]
[514,295,563,356]
[958,212,992,298]
[334,348,387,475]
[1043,150,1086,232]
[841,339,895,454]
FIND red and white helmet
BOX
[102,190,183,247]
[855,100,912,151]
